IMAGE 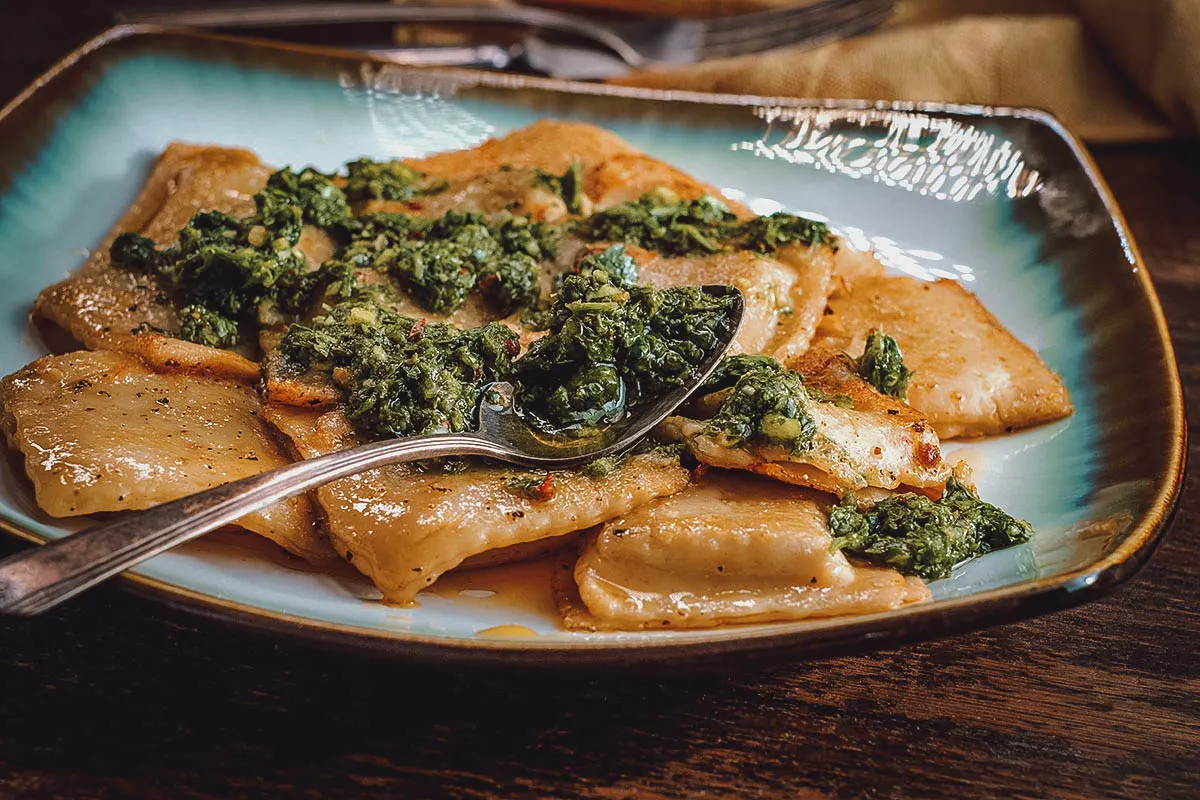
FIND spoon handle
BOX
[0,432,504,616]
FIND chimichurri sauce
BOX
[575,191,837,256]
[111,162,809,446]
[106,155,1034,580]
[275,244,738,443]
[829,477,1033,580]
[514,245,738,434]
[279,301,519,439]
[857,330,913,399]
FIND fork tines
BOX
[698,0,895,60]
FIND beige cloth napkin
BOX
[600,0,1198,142]
[395,0,1198,141]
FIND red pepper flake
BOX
[530,474,556,502]
[409,318,427,339]
[505,337,520,357]
[916,442,941,467]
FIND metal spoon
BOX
[0,287,742,616]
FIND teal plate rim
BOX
[0,25,1186,670]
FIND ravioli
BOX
[364,164,578,223]
[634,243,834,358]
[34,142,338,362]
[0,349,332,562]
[558,471,929,630]
[264,406,691,604]
[33,143,272,350]
[402,120,746,212]
[831,244,887,287]
[1,121,1056,632]
[813,276,1073,438]
[663,345,950,497]
[586,151,748,212]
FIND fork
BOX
[117,1,896,78]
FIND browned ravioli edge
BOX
[31,142,268,351]
[403,119,753,216]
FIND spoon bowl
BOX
[0,287,743,615]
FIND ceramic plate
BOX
[0,27,1185,667]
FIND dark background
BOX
[1,4,1198,798]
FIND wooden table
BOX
[2,7,1197,799]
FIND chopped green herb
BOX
[519,301,555,332]
[577,191,836,256]
[700,354,784,394]
[557,440,686,480]
[339,209,552,315]
[515,245,738,433]
[109,164,371,347]
[177,304,240,349]
[278,301,519,438]
[263,167,351,229]
[738,213,839,254]
[504,473,556,502]
[580,455,625,478]
[577,441,685,480]
[701,355,856,449]
[578,191,731,256]
[534,160,584,215]
[338,210,424,243]
[708,359,816,454]
[111,209,313,346]
[494,216,560,261]
[857,330,913,399]
[635,440,687,460]
[343,158,448,202]
[828,477,1034,580]
[581,241,640,286]
[412,457,471,475]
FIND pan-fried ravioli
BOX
[0,120,1060,633]
[831,244,887,287]
[813,276,1073,438]
[0,349,332,563]
[663,347,950,497]
[363,165,578,223]
[633,243,834,358]
[558,472,929,630]
[264,406,690,604]
[402,120,745,212]
[33,143,272,350]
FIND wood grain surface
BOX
[1,5,1197,798]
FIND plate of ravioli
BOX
[0,30,1183,666]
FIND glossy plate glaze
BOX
[0,28,1185,668]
